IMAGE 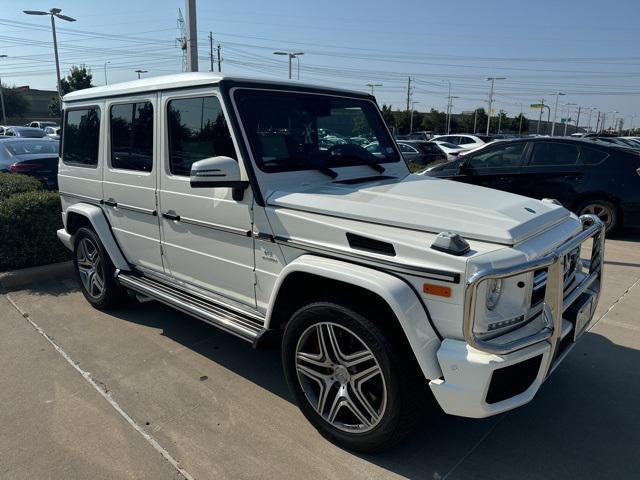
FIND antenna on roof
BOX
[176,8,187,72]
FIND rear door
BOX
[102,95,164,272]
[458,141,527,193]
[398,142,421,163]
[518,141,582,206]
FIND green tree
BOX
[420,108,446,133]
[1,84,30,119]
[510,113,529,133]
[49,64,94,116]
[380,104,396,129]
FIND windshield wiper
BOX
[313,165,338,179]
[330,153,386,174]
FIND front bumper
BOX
[429,215,605,418]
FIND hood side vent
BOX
[346,233,396,256]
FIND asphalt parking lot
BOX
[1,231,639,480]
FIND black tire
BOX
[576,198,620,235]
[73,227,127,310]
[281,298,423,452]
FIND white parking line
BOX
[5,294,195,480]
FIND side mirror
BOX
[190,156,249,201]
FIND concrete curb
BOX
[0,261,74,292]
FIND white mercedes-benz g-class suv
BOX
[56,73,604,452]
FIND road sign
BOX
[530,103,545,109]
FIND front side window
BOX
[234,89,400,173]
[63,107,100,166]
[467,142,526,169]
[529,142,579,166]
[167,96,236,176]
[110,102,154,172]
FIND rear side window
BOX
[63,107,100,166]
[167,96,236,176]
[110,102,154,172]
[579,146,609,165]
[399,143,418,153]
[459,137,475,145]
[529,142,579,166]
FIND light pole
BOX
[563,103,576,136]
[273,51,304,80]
[366,83,382,96]
[550,92,565,136]
[135,69,148,79]
[410,101,420,133]
[610,111,619,132]
[486,77,506,135]
[446,95,459,134]
[0,55,7,125]
[24,8,76,101]
[104,61,111,85]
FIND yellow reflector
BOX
[423,283,452,298]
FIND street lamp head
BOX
[291,52,304,57]
[23,10,49,15]
[0,55,7,58]
[55,13,76,22]
[273,51,288,56]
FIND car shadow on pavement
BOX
[110,299,640,479]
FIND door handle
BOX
[564,175,580,181]
[498,177,514,183]
[162,212,180,221]
[103,199,117,207]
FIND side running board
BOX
[116,272,265,343]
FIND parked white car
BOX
[56,73,605,452]
[431,134,492,151]
[431,140,466,160]
[44,126,60,140]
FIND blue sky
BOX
[2,0,639,128]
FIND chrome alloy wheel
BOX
[295,322,387,433]
[76,237,105,299]
[580,203,613,231]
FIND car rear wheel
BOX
[577,199,620,234]
[281,298,423,452]
[73,227,126,310]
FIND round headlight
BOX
[486,279,503,311]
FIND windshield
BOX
[4,140,59,155]
[234,89,400,173]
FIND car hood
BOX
[266,174,573,245]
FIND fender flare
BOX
[65,203,130,271]
[266,255,443,379]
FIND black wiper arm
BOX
[313,165,338,179]
[331,153,386,174]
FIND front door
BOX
[158,89,256,307]
[102,95,164,272]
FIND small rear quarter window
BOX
[579,146,609,165]
[63,107,100,167]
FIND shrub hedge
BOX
[0,189,69,271]
[0,172,43,201]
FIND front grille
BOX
[530,247,581,307]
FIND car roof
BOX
[63,72,372,103]
[471,136,636,153]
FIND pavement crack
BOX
[590,276,640,331]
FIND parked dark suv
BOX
[425,137,640,233]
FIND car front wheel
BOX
[282,299,422,452]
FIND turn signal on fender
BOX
[423,283,452,298]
